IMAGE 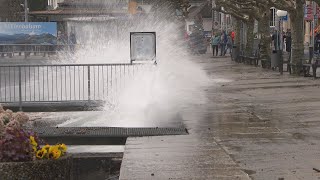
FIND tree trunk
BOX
[235,20,241,48]
[290,1,305,75]
[258,9,271,62]
[7,0,22,21]
[245,18,255,55]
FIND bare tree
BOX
[215,0,272,61]
[7,0,23,22]
[268,0,305,75]
[0,0,21,21]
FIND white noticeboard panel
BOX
[130,32,156,63]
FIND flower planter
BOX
[0,155,72,180]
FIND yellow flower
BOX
[47,146,52,157]
[49,148,62,159]
[48,145,58,153]
[43,145,50,150]
[58,144,67,153]
[36,149,47,159]
[32,146,37,153]
[40,144,66,159]
[29,136,37,147]
[48,145,62,159]
[53,149,62,159]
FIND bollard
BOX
[271,50,280,70]
[232,45,237,61]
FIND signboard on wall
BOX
[282,15,288,21]
[0,22,57,44]
[130,32,156,63]
[305,4,313,21]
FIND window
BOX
[270,8,276,27]
[226,15,230,26]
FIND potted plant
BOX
[0,106,72,180]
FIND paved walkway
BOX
[120,54,320,179]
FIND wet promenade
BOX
[120,54,320,180]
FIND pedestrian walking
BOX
[231,31,235,44]
[220,30,227,56]
[211,34,220,57]
[272,30,280,51]
[315,32,320,54]
[284,29,291,53]
[224,33,233,55]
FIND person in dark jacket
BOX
[224,33,233,55]
[315,32,320,54]
[272,30,281,51]
[220,30,227,56]
[284,30,292,52]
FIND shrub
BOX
[0,106,29,137]
[0,106,67,162]
[0,129,39,162]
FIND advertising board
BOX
[0,22,57,44]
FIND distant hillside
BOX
[0,33,57,44]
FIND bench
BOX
[242,39,261,66]
[302,59,320,78]
[261,58,271,69]
[281,52,291,73]
[286,59,308,76]
[237,51,245,63]
[246,50,260,66]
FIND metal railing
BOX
[0,63,148,110]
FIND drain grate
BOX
[29,127,188,138]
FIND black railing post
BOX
[18,66,22,111]
[88,66,91,101]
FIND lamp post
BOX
[276,10,287,50]
[276,10,288,74]
[24,0,28,22]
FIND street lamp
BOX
[276,10,287,50]
[21,0,28,22]
[276,10,288,17]
[276,10,287,74]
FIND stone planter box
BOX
[0,155,72,180]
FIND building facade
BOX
[270,1,320,46]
